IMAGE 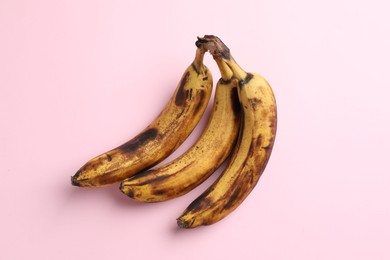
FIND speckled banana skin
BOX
[71,47,213,187]
[177,36,277,228]
[120,59,240,202]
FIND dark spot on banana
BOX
[118,128,158,153]
[125,189,134,198]
[125,169,155,182]
[202,76,208,81]
[234,111,245,150]
[175,71,190,106]
[191,63,200,74]
[152,189,166,196]
[230,87,240,114]
[247,140,257,159]
[193,90,206,114]
[263,134,276,154]
[269,115,277,129]
[186,194,213,212]
[238,73,253,88]
[224,187,241,210]
[247,169,255,185]
[262,144,272,151]
[175,109,185,120]
[138,173,171,185]
[185,88,193,100]
[249,98,262,110]
[119,181,134,197]
[106,154,112,162]
[255,135,263,150]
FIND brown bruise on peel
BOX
[269,112,277,129]
[182,178,216,214]
[175,69,208,109]
[175,71,191,106]
[187,195,213,213]
[193,90,206,115]
[220,169,257,212]
[189,88,193,100]
[232,106,246,155]
[122,168,156,183]
[219,155,252,211]
[134,172,171,186]
[249,97,262,110]
[117,128,159,153]
[191,63,200,74]
[217,147,260,213]
[122,186,134,198]
[151,186,177,198]
[148,161,197,196]
[230,87,241,114]
[222,186,241,211]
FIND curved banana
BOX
[177,35,277,228]
[119,58,241,202]
[71,47,213,187]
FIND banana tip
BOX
[176,217,193,229]
[70,175,81,186]
[176,218,188,229]
[119,182,134,198]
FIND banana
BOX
[177,35,277,228]
[119,58,241,202]
[71,47,213,187]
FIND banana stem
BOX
[223,58,247,81]
[214,58,233,81]
[192,46,206,74]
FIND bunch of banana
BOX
[71,46,213,187]
[71,35,277,229]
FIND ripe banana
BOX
[119,58,241,202]
[177,35,277,228]
[71,47,213,187]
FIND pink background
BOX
[1,0,389,259]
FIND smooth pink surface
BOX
[1,0,390,259]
